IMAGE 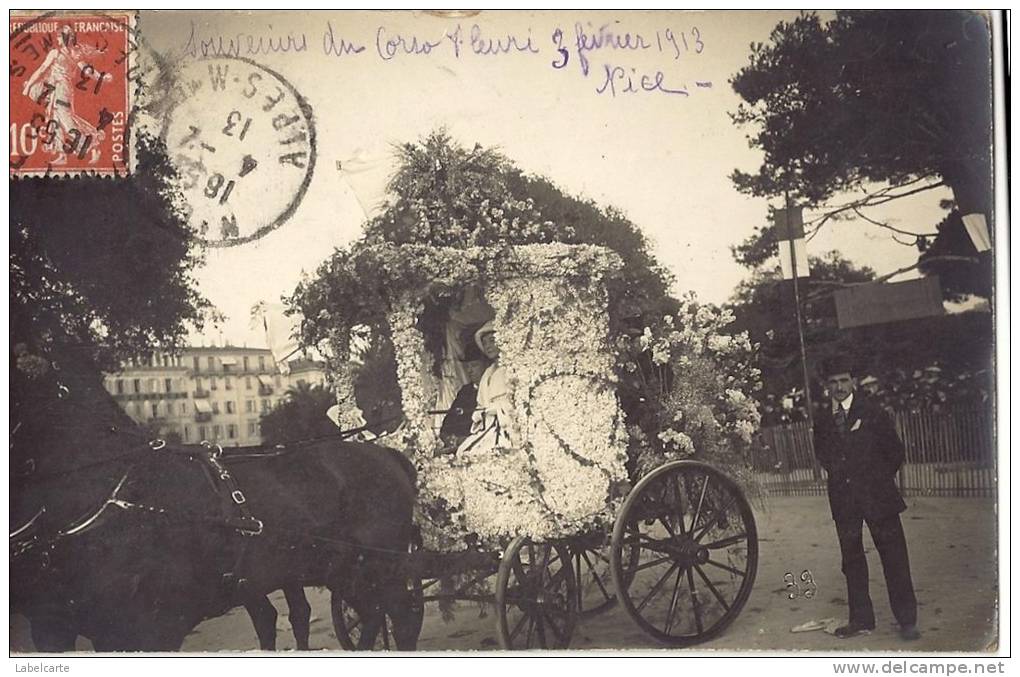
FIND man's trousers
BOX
[834,512,918,628]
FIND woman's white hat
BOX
[474,320,495,350]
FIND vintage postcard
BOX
[8,9,1008,665]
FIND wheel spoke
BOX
[692,495,738,543]
[703,558,746,578]
[631,554,674,573]
[636,561,681,614]
[509,610,530,642]
[691,474,710,534]
[534,608,547,648]
[580,550,613,601]
[704,532,747,550]
[663,564,685,634]
[658,514,678,539]
[694,564,731,612]
[686,567,704,635]
[541,610,565,644]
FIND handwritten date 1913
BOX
[595,64,689,97]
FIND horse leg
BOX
[282,586,311,651]
[381,580,420,651]
[29,616,77,652]
[243,596,278,651]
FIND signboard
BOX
[834,276,945,329]
[773,206,809,279]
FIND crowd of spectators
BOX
[758,363,993,427]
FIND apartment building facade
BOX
[103,346,327,447]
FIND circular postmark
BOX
[159,56,317,248]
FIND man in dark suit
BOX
[813,357,920,641]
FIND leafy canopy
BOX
[10,133,211,369]
[730,10,992,205]
[729,10,993,295]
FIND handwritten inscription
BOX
[180,19,711,100]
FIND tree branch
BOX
[802,177,946,241]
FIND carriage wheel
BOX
[570,530,640,619]
[331,578,424,651]
[496,536,578,649]
[610,460,758,647]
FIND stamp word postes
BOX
[10,14,133,176]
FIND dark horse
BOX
[10,345,421,651]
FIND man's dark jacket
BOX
[813,395,907,523]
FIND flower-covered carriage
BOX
[324,242,759,649]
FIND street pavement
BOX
[10,496,999,653]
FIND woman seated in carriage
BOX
[439,321,515,456]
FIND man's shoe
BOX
[900,625,921,641]
[834,622,875,638]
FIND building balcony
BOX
[194,412,213,423]
[193,389,210,398]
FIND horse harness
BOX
[11,437,271,592]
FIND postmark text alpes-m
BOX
[10,13,132,176]
[161,56,316,248]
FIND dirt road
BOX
[10,496,998,653]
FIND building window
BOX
[165,378,173,393]
[212,425,221,440]
[207,356,215,370]
[193,356,200,371]
[225,376,232,390]
[212,401,220,414]
[243,356,250,372]
[210,376,218,390]
[248,421,258,436]
[245,400,255,413]
[149,378,158,393]
[227,424,237,439]
[183,426,191,442]
[259,356,266,371]
[115,379,124,394]
[198,425,207,440]
[180,402,187,414]
[245,376,252,390]
[151,402,159,418]
[133,402,142,417]
[133,378,141,394]
[261,399,270,412]
[226,401,235,414]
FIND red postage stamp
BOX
[9,13,134,177]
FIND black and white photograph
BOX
[8,8,1009,664]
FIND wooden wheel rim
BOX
[496,536,579,650]
[610,460,759,647]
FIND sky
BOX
[138,10,954,348]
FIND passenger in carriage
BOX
[455,321,515,455]
[438,340,488,450]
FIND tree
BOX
[259,383,340,446]
[728,251,876,397]
[10,133,211,371]
[728,252,994,412]
[729,10,993,296]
